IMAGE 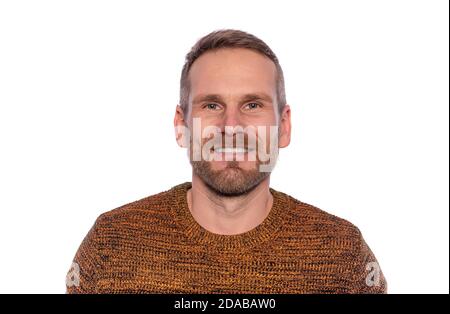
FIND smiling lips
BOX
[213,147,254,154]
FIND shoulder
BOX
[274,190,367,256]
[284,192,363,241]
[93,182,187,228]
[280,192,387,292]
[73,182,190,263]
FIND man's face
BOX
[176,48,290,196]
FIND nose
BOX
[220,107,242,136]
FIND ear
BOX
[174,105,189,148]
[278,104,291,148]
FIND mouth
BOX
[212,147,253,154]
[209,146,257,162]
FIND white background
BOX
[0,0,448,294]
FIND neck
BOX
[187,174,273,235]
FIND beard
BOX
[190,159,270,197]
[187,126,279,197]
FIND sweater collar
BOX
[169,181,291,252]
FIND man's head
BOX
[174,29,291,196]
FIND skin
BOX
[174,48,291,235]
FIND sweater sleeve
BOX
[65,215,105,294]
[351,228,388,294]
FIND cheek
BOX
[256,124,277,142]
[242,112,276,125]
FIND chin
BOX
[211,160,258,171]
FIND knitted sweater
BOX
[66,182,387,294]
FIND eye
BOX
[204,103,220,110]
[244,102,262,110]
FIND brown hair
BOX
[179,29,286,114]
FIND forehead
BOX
[188,48,277,102]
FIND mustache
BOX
[200,133,260,149]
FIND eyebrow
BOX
[192,93,273,105]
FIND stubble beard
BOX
[190,158,270,197]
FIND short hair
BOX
[179,29,286,115]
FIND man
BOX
[66,29,387,293]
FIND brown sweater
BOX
[66,182,387,294]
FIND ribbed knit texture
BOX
[66,182,387,294]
